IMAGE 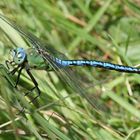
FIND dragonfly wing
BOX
[38,49,107,114]
[0,14,107,115]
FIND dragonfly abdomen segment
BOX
[55,59,140,74]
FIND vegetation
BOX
[0,0,140,139]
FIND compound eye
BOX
[17,52,24,63]
[10,48,27,65]
[17,52,23,59]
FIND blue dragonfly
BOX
[1,14,140,114]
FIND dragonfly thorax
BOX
[11,48,27,65]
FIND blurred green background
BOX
[0,0,140,140]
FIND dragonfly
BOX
[1,14,140,114]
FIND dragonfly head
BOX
[10,48,27,65]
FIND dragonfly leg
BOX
[9,65,20,75]
[25,65,41,104]
[14,66,24,88]
[5,60,19,75]
[5,60,15,70]
[4,62,26,114]
[24,86,37,97]
[5,60,20,75]
[5,61,23,88]
[5,60,11,70]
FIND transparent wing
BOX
[0,14,107,115]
